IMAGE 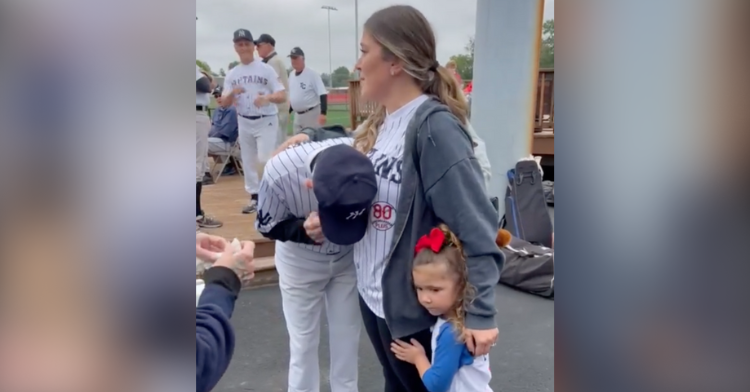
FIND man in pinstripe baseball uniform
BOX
[256,139,376,392]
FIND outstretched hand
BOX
[272,134,311,157]
[196,233,228,262]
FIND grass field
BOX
[208,98,352,135]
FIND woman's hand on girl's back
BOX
[465,328,499,356]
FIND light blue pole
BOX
[472,0,545,216]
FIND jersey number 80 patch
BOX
[371,201,396,231]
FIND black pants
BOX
[360,296,432,392]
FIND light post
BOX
[321,5,338,88]
[354,0,359,79]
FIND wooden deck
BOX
[201,175,276,259]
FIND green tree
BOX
[449,54,473,81]
[331,66,351,88]
[320,73,331,87]
[228,60,240,70]
[451,19,553,81]
[196,60,211,74]
[539,19,554,68]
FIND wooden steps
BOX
[200,175,280,288]
[247,256,279,289]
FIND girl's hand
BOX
[390,339,426,364]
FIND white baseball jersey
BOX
[431,318,492,391]
[196,66,210,106]
[356,94,429,318]
[288,67,327,112]
[256,138,354,256]
[223,60,284,117]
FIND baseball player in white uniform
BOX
[256,140,376,392]
[288,47,328,134]
[221,28,286,214]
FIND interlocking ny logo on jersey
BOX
[257,209,272,226]
[238,30,246,37]
[346,208,366,220]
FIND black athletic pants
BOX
[359,296,432,392]
[196,182,203,217]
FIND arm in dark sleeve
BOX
[261,217,317,244]
[319,94,328,115]
[418,111,502,330]
[197,76,212,93]
[196,266,241,392]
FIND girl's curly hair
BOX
[413,223,475,342]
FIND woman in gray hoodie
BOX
[277,5,503,391]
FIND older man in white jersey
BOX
[256,138,376,392]
[221,28,286,214]
[287,47,328,134]
[255,33,291,145]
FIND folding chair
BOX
[209,141,243,183]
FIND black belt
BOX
[196,105,207,111]
[240,114,274,120]
[296,105,319,115]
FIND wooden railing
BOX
[535,69,554,133]
[348,69,555,134]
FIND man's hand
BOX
[254,92,270,107]
[465,328,499,356]
[196,233,227,262]
[232,87,245,96]
[271,133,310,157]
[303,211,325,243]
[213,241,256,287]
[390,339,427,364]
[318,114,326,126]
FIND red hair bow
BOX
[415,228,445,255]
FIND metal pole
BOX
[321,5,337,87]
[328,10,332,87]
[354,0,359,78]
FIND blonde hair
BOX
[354,5,469,153]
[413,224,475,342]
[445,60,457,69]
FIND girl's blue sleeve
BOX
[421,323,466,392]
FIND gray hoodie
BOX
[302,98,503,338]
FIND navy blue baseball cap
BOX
[312,144,378,245]
[233,29,253,43]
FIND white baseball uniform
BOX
[356,94,429,318]
[288,67,327,134]
[256,138,360,392]
[223,60,285,197]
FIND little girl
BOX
[390,224,493,392]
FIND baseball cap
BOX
[288,47,305,57]
[312,144,377,245]
[254,33,276,47]
[233,29,253,43]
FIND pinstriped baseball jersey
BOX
[256,138,354,255]
[355,94,429,318]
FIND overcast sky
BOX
[197,0,554,75]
